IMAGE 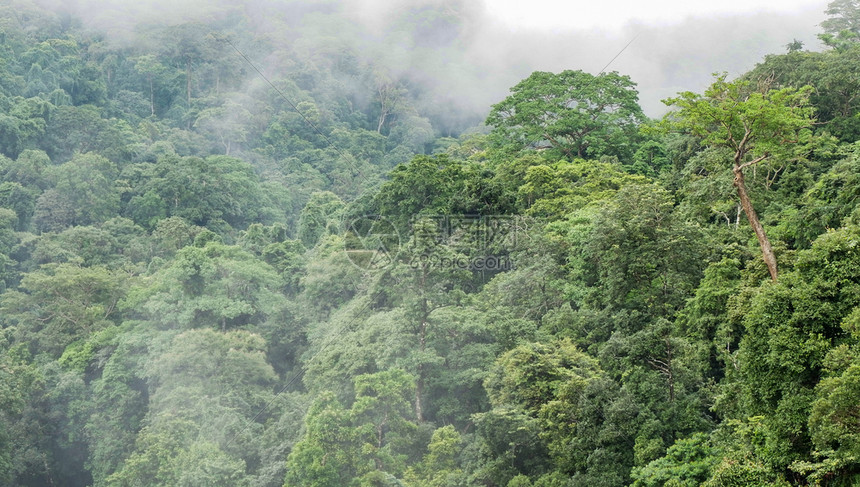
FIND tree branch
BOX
[735,153,769,172]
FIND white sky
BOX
[485,0,827,31]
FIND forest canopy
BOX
[0,1,859,487]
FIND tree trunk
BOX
[186,58,192,106]
[415,361,424,423]
[377,111,387,134]
[735,203,741,229]
[415,268,428,423]
[149,77,155,116]
[185,58,193,130]
[733,167,778,281]
[415,313,426,422]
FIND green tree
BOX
[791,144,860,247]
[0,335,42,486]
[631,433,719,487]
[582,184,706,319]
[297,191,344,247]
[371,154,467,231]
[2,263,127,357]
[30,225,127,269]
[402,425,464,487]
[383,217,473,423]
[517,158,647,219]
[0,209,17,289]
[302,223,493,426]
[821,0,860,39]
[0,182,35,231]
[630,140,671,178]
[663,75,815,281]
[1,150,51,192]
[41,105,132,163]
[284,370,418,487]
[725,225,860,479]
[486,70,645,160]
[746,46,860,142]
[124,154,266,230]
[39,153,120,230]
[477,339,637,484]
[156,23,220,109]
[282,392,356,487]
[84,327,150,485]
[795,307,860,483]
[261,238,306,294]
[133,54,168,117]
[130,241,284,331]
[297,235,364,321]
[106,328,276,487]
[0,95,51,159]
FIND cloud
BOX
[35,0,828,126]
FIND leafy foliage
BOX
[486,70,645,161]
[0,2,859,487]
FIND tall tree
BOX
[132,55,167,117]
[662,75,815,281]
[486,70,645,160]
[157,23,218,108]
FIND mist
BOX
[35,0,826,129]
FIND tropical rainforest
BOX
[0,0,859,486]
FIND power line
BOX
[598,32,640,75]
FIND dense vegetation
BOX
[1,1,860,486]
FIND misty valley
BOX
[1,0,860,486]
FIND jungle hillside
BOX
[0,0,859,486]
